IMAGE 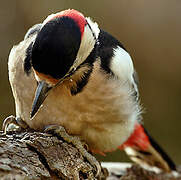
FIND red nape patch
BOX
[43,9,87,38]
[119,123,150,151]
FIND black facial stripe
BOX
[70,42,97,95]
[71,65,93,95]
[24,42,33,75]
[31,17,81,79]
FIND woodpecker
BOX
[7,9,176,174]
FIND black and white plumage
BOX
[8,9,176,172]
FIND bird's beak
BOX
[31,81,52,118]
[30,68,76,119]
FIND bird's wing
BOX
[97,29,139,101]
[97,30,176,172]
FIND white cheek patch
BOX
[86,17,100,39]
[70,18,100,71]
[110,46,134,83]
[73,25,95,68]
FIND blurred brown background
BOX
[0,0,181,164]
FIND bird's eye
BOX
[72,67,76,72]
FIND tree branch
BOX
[0,129,180,180]
[0,129,107,179]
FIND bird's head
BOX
[30,9,100,118]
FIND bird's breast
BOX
[10,48,139,151]
[30,62,139,150]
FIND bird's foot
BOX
[44,125,102,178]
[2,115,29,134]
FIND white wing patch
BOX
[110,46,139,100]
[110,46,134,83]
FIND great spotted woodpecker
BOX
[7,9,176,175]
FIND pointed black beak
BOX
[31,81,52,118]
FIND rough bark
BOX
[0,129,180,180]
[0,129,108,179]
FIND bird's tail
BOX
[119,123,176,172]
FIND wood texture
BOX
[0,129,180,180]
